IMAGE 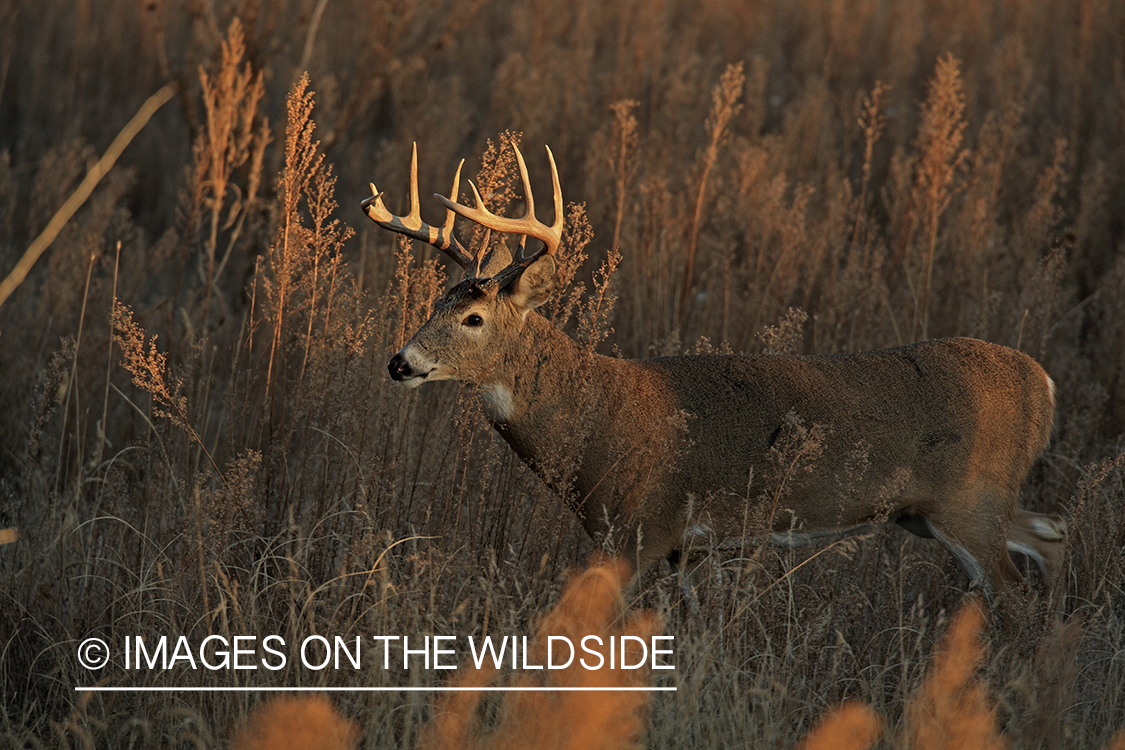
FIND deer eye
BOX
[462,314,484,328]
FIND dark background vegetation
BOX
[1,0,1123,746]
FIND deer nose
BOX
[388,353,414,380]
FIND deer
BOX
[362,143,1067,602]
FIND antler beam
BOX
[435,144,563,269]
[361,143,475,269]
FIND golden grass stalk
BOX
[112,300,222,479]
[607,99,640,253]
[851,81,890,260]
[912,53,968,340]
[680,61,745,326]
[0,82,175,310]
[195,18,266,325]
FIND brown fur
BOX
[390,266,1063,599]
[373,146,1064,600]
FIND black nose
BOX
[388,353,414,381]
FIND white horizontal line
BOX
[75,686,676,693]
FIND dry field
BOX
[1,0,1124,747]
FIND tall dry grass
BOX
[222,591,1114,750]
[1,0,1124,747]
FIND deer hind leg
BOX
[665,548,702,615]
[669,521,724,614]
[920,490,1028,601]
[1006,509,1067,591]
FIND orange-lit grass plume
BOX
[230,695,359,750]
[418,557,662,750]
[1103,729,1125,750]
[796,598,1005,750]
[902,598,1004,750]
[797,702,883,750]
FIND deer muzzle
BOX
[388,352,415,381]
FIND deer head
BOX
[363,143,563,391]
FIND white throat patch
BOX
[481,384,515,422]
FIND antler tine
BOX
[443,157,465,242]
[544,145,563,242]
[434,144,563,268]
[406,141,421,225]
[361,143,475,269]
[476,228,492,277]
[513,144,534,223]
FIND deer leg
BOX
[664,549,702,614]
[611,517,678,581]
[921,492,1028,601]
[1006,509,1067,591]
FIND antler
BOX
[361,143,476,269]
[435,144,563,272]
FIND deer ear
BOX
[505,255,556,315]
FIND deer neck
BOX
[479,313,611,469]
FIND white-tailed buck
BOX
[363,143,1066,600]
